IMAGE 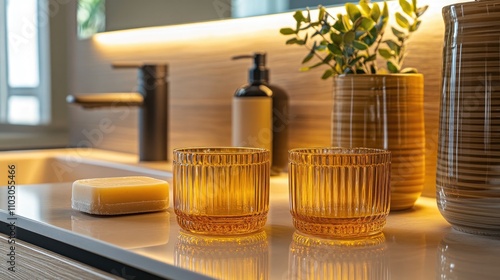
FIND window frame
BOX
[0,0,51,126]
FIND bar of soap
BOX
[71,176,169,215]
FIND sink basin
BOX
[0,149,171,185]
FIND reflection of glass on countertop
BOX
[174,230,269,280]
[438,231,500,280]
[71,211,170,249]
[287,231,388,280]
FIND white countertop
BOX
[1,166,500,279]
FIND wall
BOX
[67,0,464,197]
[105,0,230,31]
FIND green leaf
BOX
[316,45,327,51]
[391,27,406,40]
[352,40,369,50]
[359,17,375,31]
[409,20,422,32]
[299,61,323,72]
[399,0,414,17]
[385,39,401,55]
[330,32,343,45]
[335,56,344,66]
[348,55,365,66]
[327,43,343,56]
[316,43,328,51]
[302,52,315,64]
[343,30,355,44]
[279,28,296,35]
[412,0,417,12]
[320,23,331,34]
[321,69,335,79]
[293,11,306,23]
[344,45,355,57]
[363,34,375,46]
[376,3,389,32]
[401,67,418,73]
[382,2,389,18]
[416,5,428,17]
[342,15,353,30]
[332,20,346,32]
[378,48,394,59]
[395,12,410,28]
[353,17,364,30]
[370,3,381,22]
[387,61,400,73]
[286,38,299,45]
[354,30,365,41]
[318,7,326,21]
[345,3,361,22]
[369,26,378,39]
[303,33,309,44]
[359,0,371,16]
[365,54,377,62]
[322,53,333,64]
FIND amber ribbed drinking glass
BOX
[173,147,270,235]
[289,148,391,238]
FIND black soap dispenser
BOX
[232,52,289,175]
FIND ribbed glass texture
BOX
[289,148,391,238]
[174,230,269,280]
[173,147,270,235]
[437,1,500,236]
[288,232,388,280]
[332,74,424,211]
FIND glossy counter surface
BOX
[1,173,500,279]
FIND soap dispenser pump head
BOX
[232,52,269,83]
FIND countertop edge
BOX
[0,210,213,280]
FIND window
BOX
[0,0,50,125]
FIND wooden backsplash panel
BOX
[69,1,459,197]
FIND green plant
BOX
[77,0,105,39]
[279,0,428,79]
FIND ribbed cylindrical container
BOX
[173,147,270,235]
[174,230,269,280]
[332,74,425,211]
[288,231,388,280]
[437,0,500,236]
[289,148,391,238]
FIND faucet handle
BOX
[112,62,146,69]
[67,93,143,108]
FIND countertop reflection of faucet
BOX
[67,62,169,161]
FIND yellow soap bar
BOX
[71,176,169,215]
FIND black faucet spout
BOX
[68,63,169,162]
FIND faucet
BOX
[67,62,169,161]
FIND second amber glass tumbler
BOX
[289,148,391,238]
[173,147,270,235]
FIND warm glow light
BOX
[93,0,450,48]
[93,12,295,46]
